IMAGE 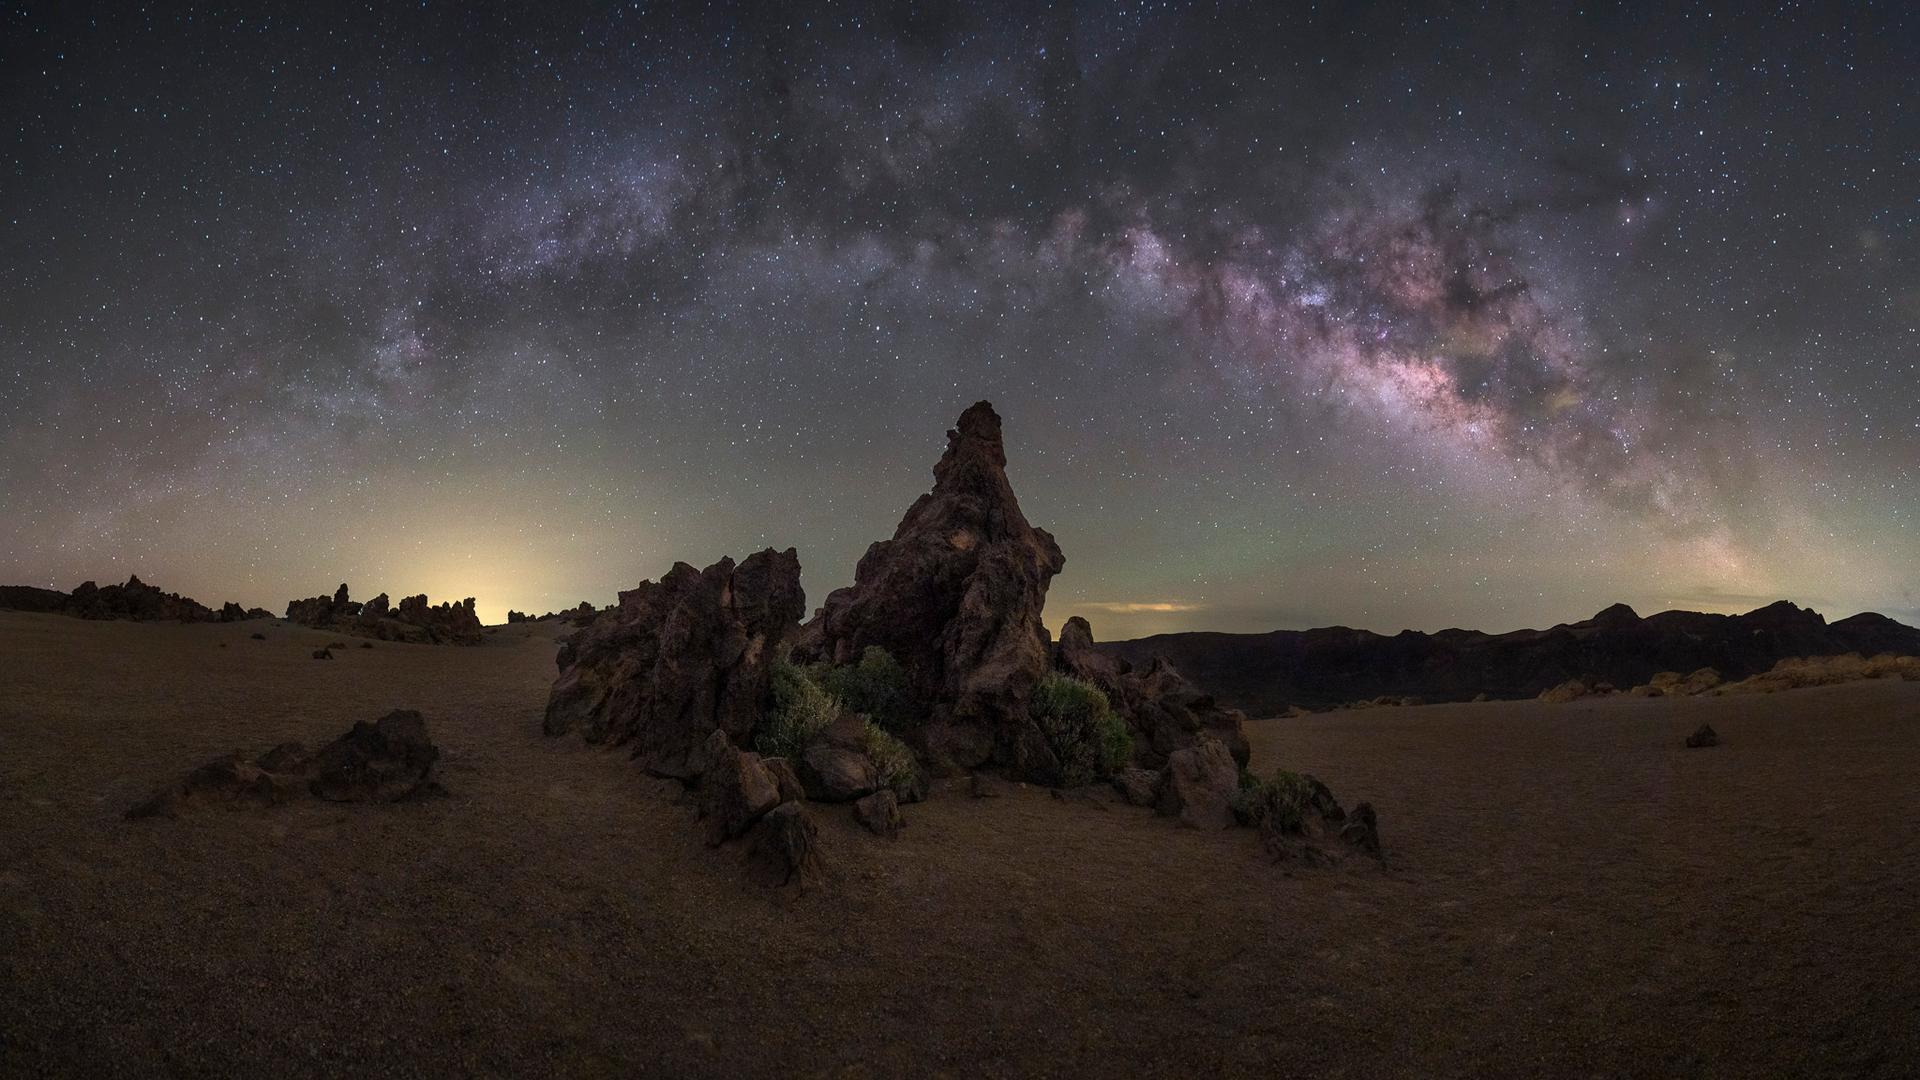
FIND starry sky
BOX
[3,2,1915,636]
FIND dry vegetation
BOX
[2,612,1917,1077]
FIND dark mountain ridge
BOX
[1096,601,1920,715]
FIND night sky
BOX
[3,2,1915,635]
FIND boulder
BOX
[1156,736,1238,830]
[1054,616,1250,769]
[799,744,877,803]
[796,402,1063,770]
[696,731,781,846]
[542,548,806,779]
[762,757,807,804]
[1111,767,1161,808]
[853,790,904,837]
[306,709,440,802]
[749,802,823,887]
[1341,802,1381,855]
[1685,723,1720,749]
[312,648,332,660]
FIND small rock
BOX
[1340,802,1381,855]
[250,632,266,640]
[761,757,807,804]
[1111,767,1160,807]
[853,790,903,837]
[312,648,332,660]
[968,773,1002,799]
[1685,723,1719,749]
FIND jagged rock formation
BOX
[283,583,483,645]
[796,402,1064,771]
[1053,615,1249,769]
[543,549,806,779]
[1099,601,1920,714]
[127,710,441,818]
[0,576,268,623]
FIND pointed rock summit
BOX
[798,401,1064,770]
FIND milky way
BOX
[3,3,1915,633]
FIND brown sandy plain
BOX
[2,610,1917,1078]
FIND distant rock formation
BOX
[795,401,1064,771]
[1053,615,1249,769]
[543,549,806,779]
[0,575,271,624]
[283,583,483,645]
[1099,600,1920,714]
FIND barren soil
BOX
[2,611,1916,1077]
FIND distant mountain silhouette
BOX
[1096,602,1920,715]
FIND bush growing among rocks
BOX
[1028,673,1131,787]
[810,646,915,732]
[758,660,841,759]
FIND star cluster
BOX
[2,2,1914,633]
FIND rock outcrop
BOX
[796,402,1064,770]
[0,576,258,623]
[284,583,483,645]
[1054,616,1249,769]
[542,548,806,779]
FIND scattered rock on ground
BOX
[853,790,904,837]
[306,709,441,802]
[1112,767,1160,808]
[1685,723,1720,748]
[749,801,823,888]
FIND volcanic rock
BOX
[763,757,807,804]
[312,648,332,660]
[1685,723,1720,749]
[696,731,782,846]
[305,709,440,802]
[1111,766,1161,807]
[1341,802,1382,855]
[1055,616,1249,769]
[749,801,823,888]
[796,402,1063,771]
[853,789,904,837]
[1156,735,1239,830]
[542,548,806,779]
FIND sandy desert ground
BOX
[2,610,1917,1078]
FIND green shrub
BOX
[813,646,917,732]
[1233,769,1314,832]
[860,721,923,801]
[758,660,842,759]
[1029,673,1131,787]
